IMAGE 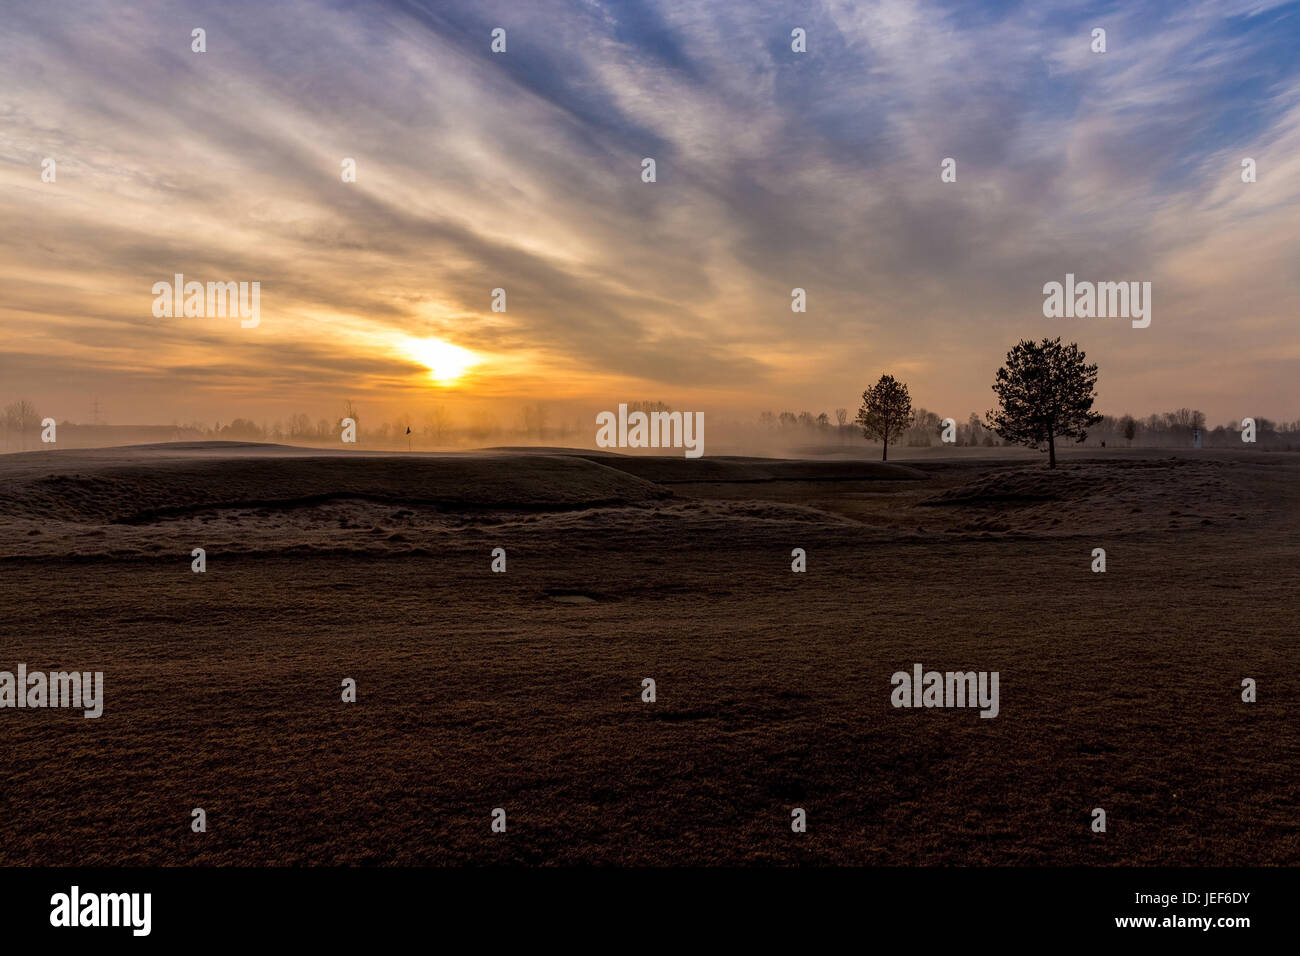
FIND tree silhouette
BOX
[3,399,40,451]
[986,337,1101,468]
[1121,415,1137,446]
[342,399,360,435]
[856,374,914,461]
[422,405,453,446]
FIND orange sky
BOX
[2,0,1298,431]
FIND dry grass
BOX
[0,445,1295,865]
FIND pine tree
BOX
[986,338,1102,468]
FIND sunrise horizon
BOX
[4,1,1300,431]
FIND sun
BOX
[402,337,479,384]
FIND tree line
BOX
[5,341,1298,458]
[760,337,1300,466]
[0,400,584,450]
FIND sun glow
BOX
[402,337,479,384]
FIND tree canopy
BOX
[986,337,1101,468]
[857,374,914,461]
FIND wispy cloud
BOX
[1,0,1297,425]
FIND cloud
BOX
[0,0,1297,425]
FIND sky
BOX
[1,0,1298,430]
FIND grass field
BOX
[1,444,1295,865]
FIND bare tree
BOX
[522,402,549,439]
[422,405,453,446]
[905,407,940,446]
[342,399,360,439]
[4,399,40,451]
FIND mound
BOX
[921,465,1092,507]
[567,455,926,484]
[0,447,669,525]
[918,456,1251,536]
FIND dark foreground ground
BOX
[0,444,1296,865]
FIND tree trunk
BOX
[882,435,888,461]
[1048,433,1056,468]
